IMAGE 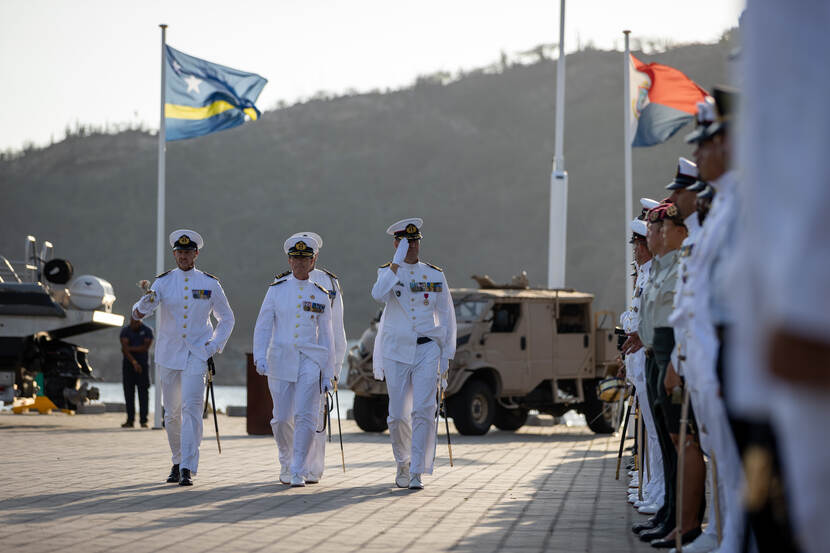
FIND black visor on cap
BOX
[173,235,198,251]
[288,240,315,257]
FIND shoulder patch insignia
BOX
[274,270,290,280]
[270,279,287,287]
[312,281,330,296]
[424,262,443,272]
[202,271,219,281]
[379,262,391,268]
[156,269,173,278]
[319,267,338,280]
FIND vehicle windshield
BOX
[453,297,490,322]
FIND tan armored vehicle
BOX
[344,275,620,435]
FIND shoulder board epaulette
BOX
[312,281,330,295]
[379,262,391,268]
[319,267,338,280]
[424,262,443,272]
[156,269,173,278]
[270,279,287,287]
[274,270,290,280]
[201,271,219,280]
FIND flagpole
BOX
[623,30,634,310]
[153,23,167,429]
[548,0,567,289]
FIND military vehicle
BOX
[345,274,620,435]
[0,236,124,411]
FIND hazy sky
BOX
[0,0,742,152]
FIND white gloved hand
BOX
[392,238,409,265]
[255,359,268,376]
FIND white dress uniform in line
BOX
[679,168,744,553]
[253,235,336,487]
[132,229,235,484]
[622,217,665,513]
[736,9,830,551]
[269,231,347,483]
[371,218,456,490]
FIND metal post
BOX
[623,30,634,310]
[547,0,568,289]
[153,23,167,429]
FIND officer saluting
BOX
[132,229,235,487]
[269,232,347,484]
[371,218,456,490]
[253,235,336,487]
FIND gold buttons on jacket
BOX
[295,324,299,328]
[181,334,186,338]
[184,305,187,309]
[185,278,189,282]
[184,286,189,290]
[182,324,187,328]
[296,314,300,318]
[183,315,188,319]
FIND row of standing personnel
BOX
[131,218,455,490]
[621,51,827,552]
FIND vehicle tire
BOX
[450,379,495,436]
[353,395,389,432]
[493,405,528,431]
[581,379,617,434]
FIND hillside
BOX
[0,41,733,383]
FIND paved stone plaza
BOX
[0,412,656,553]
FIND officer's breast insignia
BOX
[192,289,212,299]
[303,301,326,313]
[156,269,173,278]
[202,271,219,280]
[410,281,443,293]
[680,245,694,258]
[270,279,287,287]
[379,262,391,268]
[274,270,290,280]
[423,262,443,272]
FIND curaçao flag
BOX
[629,54,708,147]
[164,45,267,141]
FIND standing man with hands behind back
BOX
[371,218,456,490]
[132,229,235,487]
[120,317,153,428]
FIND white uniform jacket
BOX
[370,260,456,380]
[132,268,235,368]
[272,267,347,378]
[253,275,336,383]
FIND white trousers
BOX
[773,386,830,553]
[385,340,439,475]
[695,386,743,552]
[268,353,323,476]
[633,370,665,505]
[160,354,206,474]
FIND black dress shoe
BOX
[631,518,659,534]
[179,468,193,486]
[638,523,675,542]
[166,464,180,483]
[121,421,134,428]
[649,527,702,549]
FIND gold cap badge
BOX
[178,236,190,245]
[296,241,306,251]
[406,224,417,234]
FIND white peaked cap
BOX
[640,198,660,210]
[169,229,204,249]
[291,232,323,250]
[283,234,320,255]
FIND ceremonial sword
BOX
[676,385,691,553]
[206,358,221,454]
[334,379,345,472]
[615,391,633,480]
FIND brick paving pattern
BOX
[0,412,656,552]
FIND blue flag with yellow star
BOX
[164,45,267,141]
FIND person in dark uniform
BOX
[120,318,154,428]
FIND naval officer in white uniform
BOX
[371,218,456,490]
[132,229,235,486]
[253,235,336,487]
[269,232,347,484]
